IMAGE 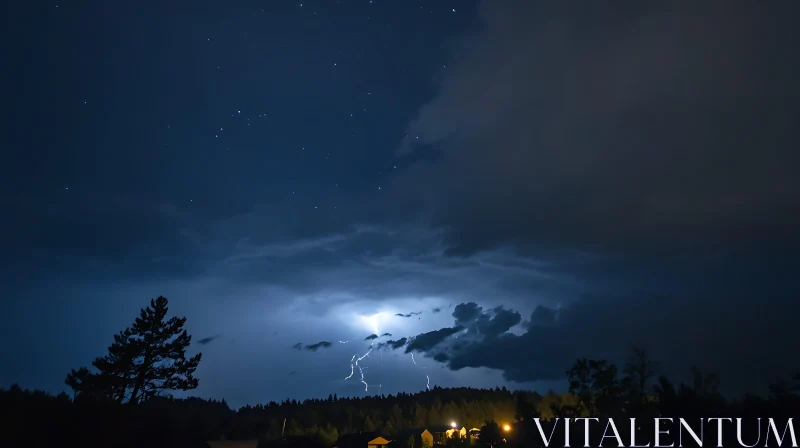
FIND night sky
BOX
[2,1,799,409]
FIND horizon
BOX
[3,0,800,411]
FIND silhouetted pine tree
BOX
[65,296,202,404]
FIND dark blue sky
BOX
[2,1,799,409]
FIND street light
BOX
[451,422,457,428]
[503,424,511,432]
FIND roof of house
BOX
[368,436,391,445]
[207,441,259,448]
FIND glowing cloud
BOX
[358,312,393,335]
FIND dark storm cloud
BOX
[404,326,463,353]
[452,302,482,325]
[365,333,378,341]
[380,332,392,337]
[291,343,302,350]
[476,306,522,339]
[377,337,407,350]
[433,353,449,362]
[528,305,557,328]
[432,307,441,313]
[397,297,800,396]
[197,334,222,345]
[448,302,522,339]
[304,341,333,351]
[396,0,800,257]
[395,311,422,318]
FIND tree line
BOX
[2,296,798,448]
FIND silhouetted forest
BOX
[3,298,798,448]
[4,363,800,447]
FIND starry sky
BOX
[2,1,800,409]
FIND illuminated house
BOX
[335,432,390,448]
[446,427,467,438]
[391,429,434,448]
[427,426,453,444]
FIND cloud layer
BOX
[394,0,800,257]
[385,297,800,397]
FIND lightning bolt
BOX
[378,383,382,395]
[359,366,367,391]
[344,347,373,392]
[409,352,431,391]
[344,354,356,380]
[355,347,372,391]
[357,348,373,363]
[339,340,349,344]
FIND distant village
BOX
[208,421,513,448]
